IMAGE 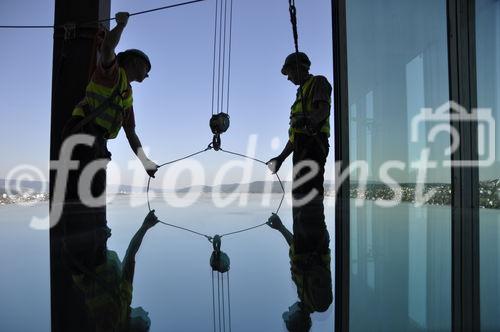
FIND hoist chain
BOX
[288,0,299,53]
[287,0,309,130]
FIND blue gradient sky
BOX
[0,0,333,187]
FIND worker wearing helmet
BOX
[267,51,331,253]
[63,12,158,199]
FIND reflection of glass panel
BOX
[477,0,500,330]
[409,207,427,326]
[345,0,451,330]
[350,103,358,163]
[366,91,374,168]
[351,200,359,275]
[406,55,427,165]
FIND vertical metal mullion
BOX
[467,2,480,330]
[50,1,110,331]
[447,0,480,330]
[332,0,350,331]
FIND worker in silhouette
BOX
[64,210,159,332]
[267,50,331,287]
[267,52,331,195]
[63,12,158,200]
[267,213,332,332]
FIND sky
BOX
[0,0,334,188]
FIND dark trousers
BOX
[292,133,329,196]
[66,133,111,204]
[292,133,330,254]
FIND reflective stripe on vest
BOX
[288,76,331,143]
[71,67,133,139]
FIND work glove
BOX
[266,156,284,174]
[142,158,159,178]
[143,210,159,229]
[290,113,311,130]
[282,302,312,332]
[115,12,130,27]
[266,213,284,230]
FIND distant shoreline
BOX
[2,179,498,209]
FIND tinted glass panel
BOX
[476,0,500,330]
[345,0,452,330]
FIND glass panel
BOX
[476,0,500,330]
[345,0,452,330]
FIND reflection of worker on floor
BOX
[66,210,159,332]
[267,213,332,332]
[63,12,158,200]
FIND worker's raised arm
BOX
[100,12,129,68]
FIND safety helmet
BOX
[281,52,311,75]
[117,49,151,72]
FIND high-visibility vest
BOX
[72,250,132,330]
[289,244,333,313]
[72,67,133,139]
[288,76,331,143]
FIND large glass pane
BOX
[345,0,451,330]
[476,1,500,331]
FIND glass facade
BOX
[476,0,500,330]
[345,0,452,330]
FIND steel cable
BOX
[227,270,232,332]
[146,146,286,240]
[225,0,234,115]
[220,0,228,117]
[0,0,208,29]
[222,274,226,332]
[210,0,220,115]
[212,271,217,332]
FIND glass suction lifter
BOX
[209,235,230,273]
[209,113,230,151]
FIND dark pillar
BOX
[447,0,480,331]
[332,0,350,331]
[49,1,110,331]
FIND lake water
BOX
[0,194,335,331]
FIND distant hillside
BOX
[0,179,48,194]
[177,181,291,194]
[0,178,335,195]
[107,184,151,194]
[349,179,500,209]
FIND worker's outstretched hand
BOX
[115,12,130,27]
[142,159,159,178]
[266,157,283,174]
[266,213,284,230]
[143,210,159,229]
